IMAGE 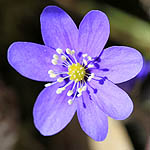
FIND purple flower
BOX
[7,6,143,141]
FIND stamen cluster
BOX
[45,48,95,105]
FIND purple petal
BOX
[40,6,78,50]
[7,42,66,81]
[137,59,150,79]
[78,10,110,57]
[77,92,108,141]
[33,83,77,136]
[92,46,143,83]
[89,79,133,120]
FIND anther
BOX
[48,70,54,74]
[57,77,64,83]
[77,93,82,97]
[62,87,66,91]
[88,64,94,68]
[67,90,73,96]
[53,54,59,60]
[56,48,63,54]
[56,88,63,94]
[44,83,52,87]
[61,55,66,61]
[71,50,75,55]
[56,87,65,94]
[91,73,95,78]
[50,73,57,78]
[87,73,95,82]
[68,99,73,105]
[88,56,92,61]
[82,54,88,57]
[66,48,71,54]
[78,88,82,93]
[51,59,58,65]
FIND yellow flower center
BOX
[68,63,85,82]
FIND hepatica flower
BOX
[7,6,143,141]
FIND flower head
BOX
[7,6,143,141]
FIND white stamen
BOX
[77,93,82,97]
[56,88,62,94]
[76,84,86,97]
[51,59,58,65]
[66,48,71,54]
[87,56,92,61]
[57,77,64,83]
[82,85,87,91]
[72,50,78,63]
[71,50,75,55]
[88,77,92,82]
[62,80,74,90]
[87,73,95,82]
[49,70,69,77]
[62,87,66,91]
[50,73,57,78]
[56,48,63,54]
[83,59,87,66]
[88,64,94,68]
[44,81,58,87]
[61,55,66,61]
[67,81,77,97]
[91,73,95,78]
[68,99,73,105]
[56,87,65,94]
[44,83,52,87]
[67,90,73,96]
[53,54,59,60]
[78,88,82,93]
[77,81,87,97]
[82,54,88,57]
[48,70,54,74]
[61,49,73,64]
[67,82,79,105]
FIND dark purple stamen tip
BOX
[101,68,109,72]
[94,63,100,69]
[78,52,82,57]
